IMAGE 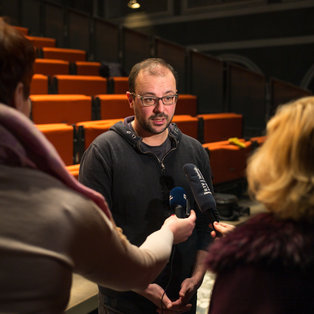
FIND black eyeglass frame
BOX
[131,92,178,107]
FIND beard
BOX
[135,110,173,135]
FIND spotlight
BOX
[128,0,141,9]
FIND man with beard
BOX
[79,58,214,313]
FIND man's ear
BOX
[14,82,25,111]
[126,91,134,109]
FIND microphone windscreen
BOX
[169,186,187,210]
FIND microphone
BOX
[169,187,190,218]
[183,163,221,235]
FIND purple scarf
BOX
[0,103,112,219]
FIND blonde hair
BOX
[247,96,314,221]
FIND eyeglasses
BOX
[131,93,178,107]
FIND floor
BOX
[196,194,267,313]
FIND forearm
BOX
[190,250,208,285]
[98,225,174,291]
[177,249,208,304]
[73,203,174,291]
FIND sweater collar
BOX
[110,115,182,149]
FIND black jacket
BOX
[79,116,214,311]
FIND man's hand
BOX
[134,283,172,310]
[156,297,192,313]
[179,277,201,305]
[157,277,200,313]
[135,283,192,313]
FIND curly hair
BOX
[247,96,314,222]
[0,17,35,107]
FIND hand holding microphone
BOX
[165,186,195,244]
[183,163,222,237]
[162,211,196,244]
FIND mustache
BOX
[150,113,168,119]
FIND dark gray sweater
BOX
[79,116,214,312]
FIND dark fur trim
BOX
[207,213,314,273]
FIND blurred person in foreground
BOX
[0,17,196,313]
[206,96,314,313]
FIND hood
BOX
[109,116,182,150]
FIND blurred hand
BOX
[162,210,196,244]
[156,300,192,313]
[134,283,172,310]
[211,221,235,238]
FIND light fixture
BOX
[128,0,141,9]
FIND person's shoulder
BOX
[169,124,201,145]
[0,164,101,221]
[179,132,206,153]
[207,213,314,272]
[181,133,201,144]
[92,120,131,145]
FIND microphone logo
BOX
[193,165,212,195]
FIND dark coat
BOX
[206,212,314,314]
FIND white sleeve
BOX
[69,199,173,291]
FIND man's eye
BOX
[164,96,173,101]
[144,97,155,102]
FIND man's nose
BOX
[153,98,164,112]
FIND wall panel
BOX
[154,37,187,93]
[226,63,266,137]
[189,50,224,113]
[122,27,152,74]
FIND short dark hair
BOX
[128,58,178,93]
[0,17,35,107]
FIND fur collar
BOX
[207,213,314,273]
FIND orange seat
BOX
[13,26,28,35]
[172,115,199,140]
[109,77,129,94]
[33,59,70,76]
[197,113,242,143]
[66,164,80,179]
[72,61,101,76]
[30,94,92,124]
[39,47,86,62]
[76,119,123,153]
[30,74,48,94]
[250,136,266,146]
[176,95,197,116]
[51,75,107,96]
[26,36,56,48]
[36,123,74,165]
[203,139,252,184]
[94,94,132,120]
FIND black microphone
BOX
[183,163,221,236]
[169,187,190,218]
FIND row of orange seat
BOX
[33,59,102,76]
[62,134,266,185]
[36,112,245,165]
[29,94,198,123]
[31,74,129,95]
